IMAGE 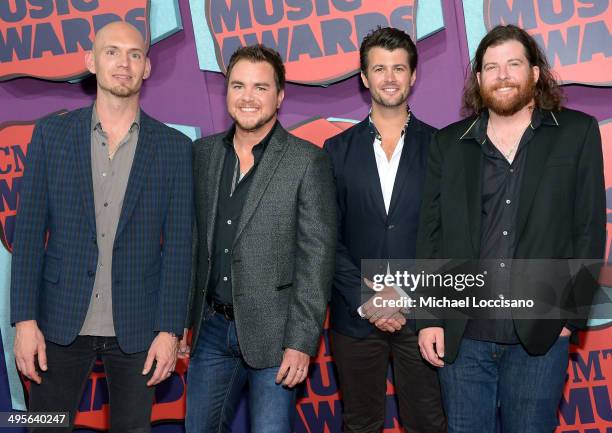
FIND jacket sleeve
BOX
[282,150,336,356]
[415,132,445,330]
[10,121,48,325]
[323,139,364,315]
[566,116,606,331]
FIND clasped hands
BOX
[359,278,409,332]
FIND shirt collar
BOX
[460,108,559,144]
[223,120,278,153]
[368,108,412,141]
[91,105,140,133]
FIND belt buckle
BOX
[223,305,234,321]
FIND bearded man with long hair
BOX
[415,24,605,433]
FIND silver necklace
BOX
[488,120,524,163]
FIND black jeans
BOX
[331,327,446,433]
[28,336,154,433]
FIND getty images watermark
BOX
[369,269,535,310]
[359,259,609,321]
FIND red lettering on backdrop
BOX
[0,119,34,251]
[206,0,416,85]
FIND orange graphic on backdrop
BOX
[206,0,416,85]
[0,0,149,81]
[484,0,611,85]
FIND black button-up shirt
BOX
[209,122,277,305]
[463,109,559,343]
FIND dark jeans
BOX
[28,336,154,433]
[331,328,446,433]
[438,337,570,433]
[186,307,296,433]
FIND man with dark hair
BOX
[11,21,193,432]
[324,27,446,433]
[184,44,336,433]
[417,24,605,433]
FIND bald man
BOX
[11,21,193,432]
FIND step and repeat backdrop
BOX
[1,1,611,432]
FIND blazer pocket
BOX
[42,256,61,283]
[276,283,293,291]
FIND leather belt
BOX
[210,299,234,321]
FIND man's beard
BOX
[480,73,536,116]
[109,85,138,98]
[231,110,276,132]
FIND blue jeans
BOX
[438,337,569,433]
[186,307,296,433]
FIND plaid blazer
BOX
[10,106,193,354]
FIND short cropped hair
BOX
[360,27,418,74]
[225,44,286,91]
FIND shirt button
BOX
[102,172,107,177]
[509,168,514,173]
[104,202,108,207]
[227,219,232,225]
[102,142,106,147]
[506,199,511,204]
[223,276,228,282]
[101,233,105,238]
[503,230,508,236]
[224,249,229,253]
[500,262,506,268]
[95,293,100,299]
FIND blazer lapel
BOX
[388,124,419,218]
[75,106,96,235]
[233,125,289,246]
[365,138,388,222]
[353,119,387,222]
[463,140,483,256]
[515,129,555,245]
[206,140,227,256]
[115,112,155,239]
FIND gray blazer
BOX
[188,123,336,368]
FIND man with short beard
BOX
[324,27,446,433]
[11,21,192,432]
[416,24,605,433]
[184,45,336,433]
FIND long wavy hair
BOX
[462,24,564,117]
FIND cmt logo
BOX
[0,119,33,252]
[205,0,416,85]
[557,327,612,432]
[0,0,149,81]
[484,0,611,85]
